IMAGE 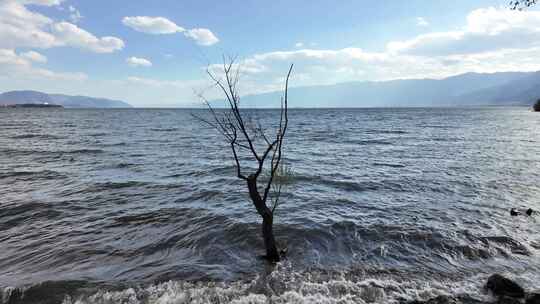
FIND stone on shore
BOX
[486,274,525,299]
[526,293,540,304]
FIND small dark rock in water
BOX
[486,274,525,299]
[510,208,520,216]
[526,208,534,216]
[527,293,540,304]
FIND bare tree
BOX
[194,58,293,262]
[510,0,537,9]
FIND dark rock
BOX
[527,293,540,304]
[406,295,457,304]
[6,281,89,304]
[510,208,520,216]
[486,274,525,299]
[404,295,488,304]
[526,208,534,216]
[457,295,489,304]
[534,99,540,112]
[498,296,521,304]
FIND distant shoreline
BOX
[2,103,63,108]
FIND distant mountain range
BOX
[0,90,131,108]
[3,71,540,108]
[227,71,540,108]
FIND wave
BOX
[150,128,179,132]
[67,149,104,154]
[0,202,63,231]
[0,170,66,181]
[372,162,406,168]
[83,181,149,192]
[365,129,408,135]
[9,134,63,140]
[1,265,504,304]
[292,174,405,193]
[113,162,138,168]
[0,148,104,157]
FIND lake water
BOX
[1,107,539,303]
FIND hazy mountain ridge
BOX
[230,71,540,107]
[0,90,132,108]
[457,72,540,105]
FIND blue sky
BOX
[1,0,539,106]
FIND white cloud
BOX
[51,22,124,53]
[0,48,86,81]
[0,1,57,49]
[184,28,219,46]
[197,7,540,100]
[416,17,429,27]
[295,42,304,48]
[204,6,540,96]
[122,16,184,34]
[390,7,540,56]
[122,76,210,106]
[126,76,173,86]
[126,56,152,67]
[20,50,47,63]
[0,1,123,53]
[122,15,219,46]
[68,5,82,23]
[207,41,540,96]
[0,49,29,67]
[17,0,64,6]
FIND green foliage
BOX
[269,160,294,213]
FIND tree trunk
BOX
[247,175,280,262]
[262,213,280,262]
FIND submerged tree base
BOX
[533,99,540,112]
[259,248,287,263]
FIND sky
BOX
[1,0,540,107]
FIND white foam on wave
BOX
[61,262,502,304]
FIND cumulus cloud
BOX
[0,1,123,53]
[184,28,219,46]
[389,7,540,56]
[126,76,176,86]
[0,48,86,80]
[17,0,64,6]
[295,42,304,48]
[416,17,429,27]
[51,22,124,53]
[207,44,540,96]
[68,5,82,23]
[122,16,184,34]
[0,1,57,49]
[202,6,540,96]
[122,15,219,46]
[126,56,152,67]
[20,50,47,63]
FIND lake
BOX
[1,107,539,303]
